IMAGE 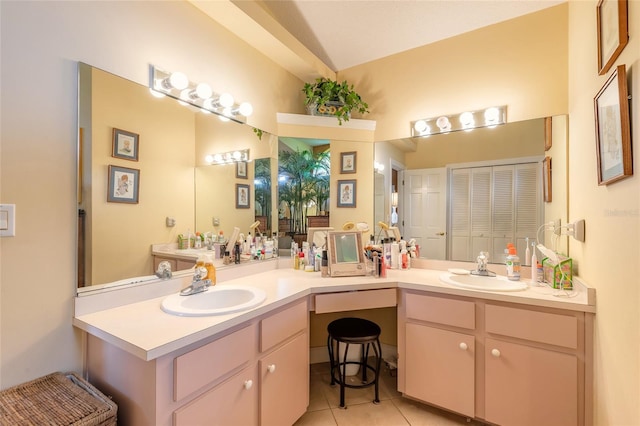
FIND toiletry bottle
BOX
[272,232,278,257]
[530,243,538,285]
[401,247,409,270]
[194,232,202,249]
[380,253,387,278]
[506,247,521,281]
[234,242,241,264]
[524,237,531,266]
[315,250,322,272]
[372,252,380,277]
[391,239,400,269]
[298,250,305,268]
[321,249,329,277]
[205,254,216,285]
[383,238,391,269]
[223,250,230,265]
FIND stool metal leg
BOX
[339,342,349,408]
[327,334,336,386]
[373,338,382,404]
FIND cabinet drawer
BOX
[315,288,397,314]
[261,300,307,353]
[173,363,258,426]
[405,293,475,329]
[174,324,255,401]
[485,304,578,349]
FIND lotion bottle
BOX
[530,242,538,285]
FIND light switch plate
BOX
[0,204,16,237]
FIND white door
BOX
[403,168,447,259]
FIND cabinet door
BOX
[260,332,309,426]
[485,338,578,426]
[173,364,258,426]
[405,323,475,417]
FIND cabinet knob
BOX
[244,380,253,390]
[267,364,276,373]
[491,348,501,357]
[436,232,446,236]
[459,342,468,351]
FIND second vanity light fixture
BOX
[411,105,507,137]
[149,65,253,124]
[205,149,250,165]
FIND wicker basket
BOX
[0,372,117,425]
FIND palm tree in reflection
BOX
[278,149,330,235]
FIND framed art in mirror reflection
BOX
[107,165,140,204]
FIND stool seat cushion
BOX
[327,317,381,343]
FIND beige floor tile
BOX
[331,400,410,426]
[294,408,337,426]
[391,397,481,426]
[308,374,331,412]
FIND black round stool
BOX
[327,317,382,408]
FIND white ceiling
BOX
[260,0,566,71]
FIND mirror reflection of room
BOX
[78,64,277,287]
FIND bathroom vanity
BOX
[74,262,595,426]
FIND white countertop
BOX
[73,262,595,362]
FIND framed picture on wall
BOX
[340,151,357,174]
[596,0,628,75]
[236,184,250,209]
[107,165,139,204]
[594,64,632,185]
[337,179,356,208]
[112,128,139,161]
[236,161,248,179]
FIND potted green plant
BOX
[302,77,369,125]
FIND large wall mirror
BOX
[77,63,277,288]
[374,115,568,264]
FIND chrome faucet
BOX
[180,267,211,296]
[471,251,496,276]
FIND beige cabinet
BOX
[399,290,592,426]
[174,364,258,426]
[405,323,475,417]
[87,298,309,426]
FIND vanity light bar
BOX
[205,149,250,165]
[411,105,507,137]
[149,65,253,125]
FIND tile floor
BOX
[294,362,486,426]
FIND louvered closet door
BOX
[470,167,492,259]
[449,162,542,262]
[491,165,515,262]
[449,169,470,261]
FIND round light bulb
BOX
[169,72,189,90]
[460,111,474,128]
[485,107,500,124]
[195,83,213,99]
[219,93,234,108]
[205,155,214,163]
[238,102,253,116]
[214,154,223,163]
[233,151,241,160]
[436,116,451,131]
[414,120,428,133]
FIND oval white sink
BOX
[161,285,267,316]
[440,273,528,292]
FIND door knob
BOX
[267,364,276,373]
[436,232,446,236]
[244,380,253,390]
[459,342,468,350]
[491,349,501,357]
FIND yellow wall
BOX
[339,4,569,142]
[567,2,640,424]
[90,68,195,284]
[0,1,303,388]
